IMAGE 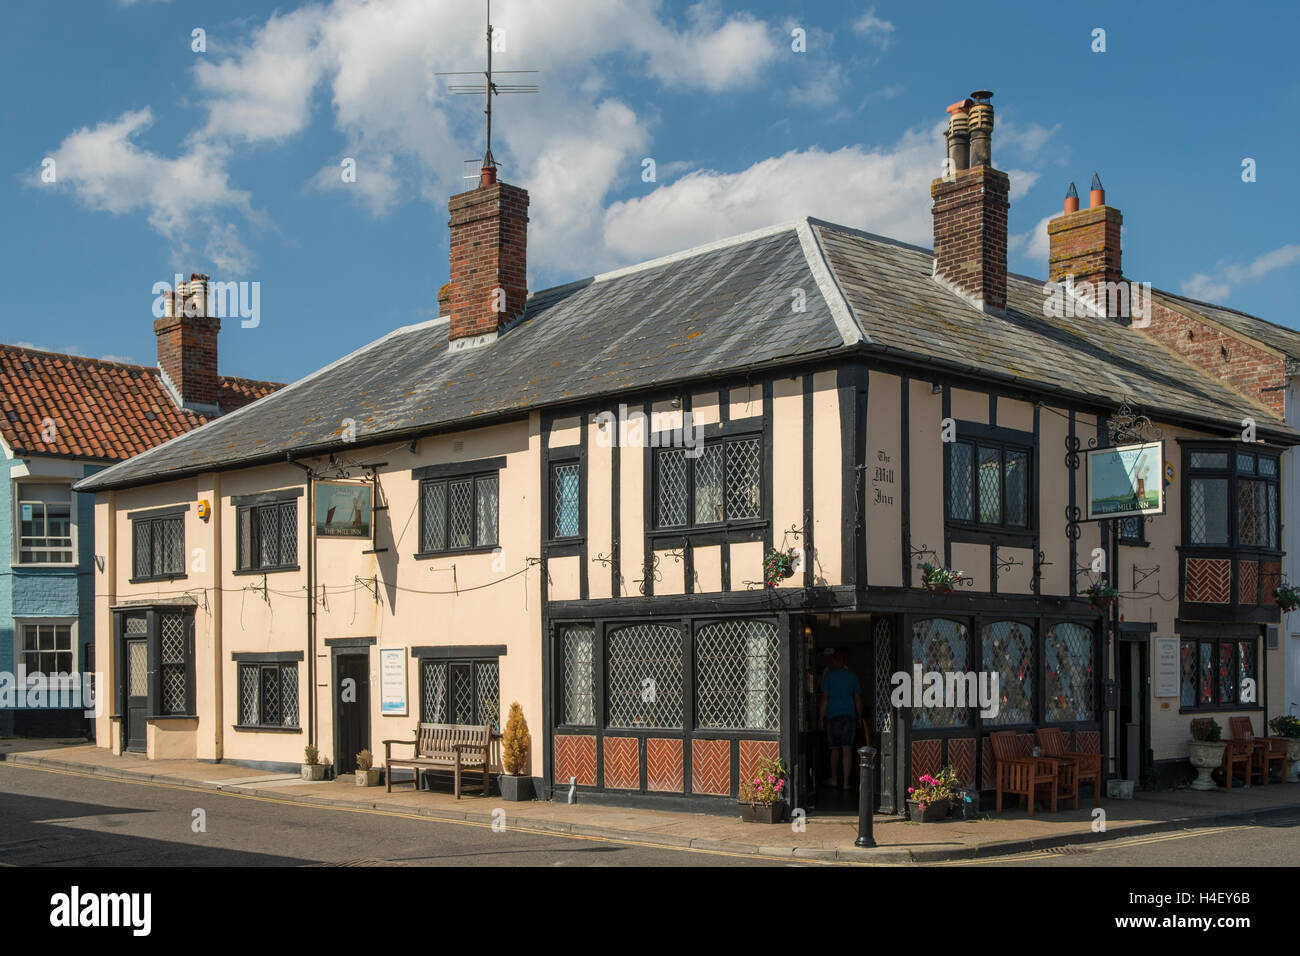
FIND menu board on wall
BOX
[1153,636,1179,698]
[379,647,407,716]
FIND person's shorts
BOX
[827,714,856,748]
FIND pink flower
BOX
[753,778,761,786]
[907,787,915,794]
[775,780,785,791]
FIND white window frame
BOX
[13,480,77,567]
[14,617,78,684]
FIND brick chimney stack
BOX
[931,90,1010,312]
[1048,172,1123,295]
[445,164,529,350]
[155,272,221,413]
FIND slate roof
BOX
[0,344,282,461]
[76,218,1297,492]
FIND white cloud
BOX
[851,9,895,48]
[39,109,260,272]
[601,122,947,264]
[44,0,782,273]
[1009,214,1054,270]
[1181,244,1300,301]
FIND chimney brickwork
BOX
[932,90,1008,312]
[931,166,1010,311]
[446,172,529,348]
[155,272,221,410]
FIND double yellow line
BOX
[938,824,1251,865]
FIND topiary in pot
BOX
[1187,718,1225,791]
[302,744,326,781]
[355,748,380,787]
[499,702,534,801]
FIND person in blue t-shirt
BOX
[818,652,862,789]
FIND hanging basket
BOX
[1086,583,1120,611]
[763,548,797,588]
[1274,586,1300,613]
[919,562,964,595]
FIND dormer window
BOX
[1185,445,1279,550]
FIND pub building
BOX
[78,91,1292,814]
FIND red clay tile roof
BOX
[0,344,281,461]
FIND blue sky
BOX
[2,0,1297,383]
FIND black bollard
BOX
[855,745,877,848]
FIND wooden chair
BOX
[1221,739,1254,789]
[990,731,1059,816]
[1036,727,1102,809]
[384,722,492,798]
[1230,716,1285,785]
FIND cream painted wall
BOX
[771,377,803,590]
[811,371,842,585]
[865,371,903,588]
[908,380,943,589]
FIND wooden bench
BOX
[384,722,491,799]
[990,731,1060,816]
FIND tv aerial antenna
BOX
[436,0,538,180]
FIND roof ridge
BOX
[0,343,155,373]
[799,220,865,346]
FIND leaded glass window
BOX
[551,462,581,538]
[655,435,762,529]
[606,624,683,728]
[237,662,299,727]
[236,500,298,571]
[911,618,970,728]
[1180,638,1259,709]
[1044,623,1094,722]
[695,619,779,731]
[418,658,497,728]
[1186,447,1280,550]
[948,438,1030,531]
[132,514,185,579]
[160,611,188,714]
[418,471,500,553]
[981,621,1034,725]
[561,625,595,725]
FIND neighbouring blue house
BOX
[0,275,281,736]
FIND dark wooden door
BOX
[125,637,148,752]
[335,654,369,775]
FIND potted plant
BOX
[498,702,534,801]
[1274,585,1300,613]
[354,749,380,787]
[739,756,788,823]
[301,744,326,781]
[1269,715,1300,782]
[763,548,797,588]
[1086,581,1120,611]
[1187,717,1226,790]
[906,765,960,822]
[918,562,964,595]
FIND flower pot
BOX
[355,768,380,787]
[1285,739,1300,783]
[1187,740,1226,790]
[741,801,786,824]
[906,798,951,823]
[498,773,534,802]
[301,764,326,781]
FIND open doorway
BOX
[795,613,895,815]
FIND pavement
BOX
[4,737,1299,863]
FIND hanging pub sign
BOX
[1085,440,1165,521]
[315,480,372,538]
